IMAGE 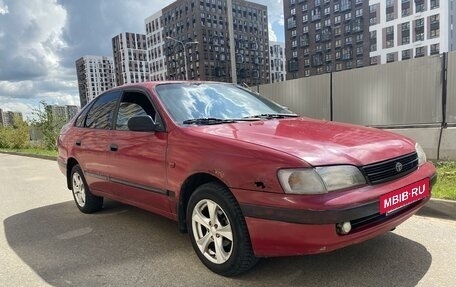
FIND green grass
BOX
[432,161,456,200]
[0,147,57,157]
[0,147,454,200]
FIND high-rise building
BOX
[0,110,23,127]
[75,55,116,107]
[269,41,286,83]
[145,11,167,81]
[45,105,79,122]
[369,0,456,65]
[284,0,370,79]
[112,32,150,86]
[156,0,270,85]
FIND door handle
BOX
[109,144,118,152]
[75,139,81,146]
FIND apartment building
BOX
[284,0,371,79]
[145,11,167,81]
[0,109,23,127]
[369,0,455,64]
[45,105,79,122]
[75,56,116,107]
[112,32,150,86]
[269,41,286,83]
[159,0,270,85]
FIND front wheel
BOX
[187,182,258,276]
[71,165,103,213]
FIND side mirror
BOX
[127,115,156,132]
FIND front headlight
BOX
[415,143,427,166]
[278,165,366,195]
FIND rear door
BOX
[106,89,170,213]
[72,90,122,195]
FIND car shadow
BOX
[4,200,431,287]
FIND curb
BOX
[0,151,56,161]
[417,198,456,221]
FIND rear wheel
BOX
[71,165,103,213]
[187,182,258,276]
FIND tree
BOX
[31,101,66,150]
[0,115,29,149]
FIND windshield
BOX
[154,83,295,124]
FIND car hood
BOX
[189,117,415,166]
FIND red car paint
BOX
[58,81,436,257]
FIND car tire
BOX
[187,182,258,276]
[70,165,103,213]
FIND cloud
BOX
[0,0,285,113]
[0,0,67,81]
[0,0,8,15]
[268,22,277,42]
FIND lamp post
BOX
[166,36,198,80]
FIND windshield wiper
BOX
[183,118,236,125]
[243,113,299,119]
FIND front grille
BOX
[362,152,418,184]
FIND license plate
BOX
[380,178,430,215]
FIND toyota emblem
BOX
[395,162,403,172]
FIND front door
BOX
[106,90,170,213]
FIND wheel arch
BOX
[66,157,79,190]
[177,172,232,233]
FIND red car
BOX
[58,82,436,276]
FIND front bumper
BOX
[232,162,436,257]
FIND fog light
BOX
[336,222,352,235]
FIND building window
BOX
[415,2,425,12]
[335,16,341,24]
[291,8,296,15]
[336,63,343,71]
[335,39,342,48]
[430,43,440,55]
[303,25,309,33]
[316,22,322,30]
[324,7,331,15]
[369,4,376,13]
[356,59,363,67]
[370,56,378,65]
[355,8,362,18]
[431,0,439,9]
[415,47,425,57]
[370,17,377,26]
[304,69,310,77]
[402,49,411,60]
[430,14,440,38]
[370,43,377,52]
[334,3,340,12]
[415,18,424,41]
[386,26,394,48]
[345,12,352,21]
[302,14,308,23]
[304,58,310,66]
[386,53,395,63]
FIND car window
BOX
[115,91,157,131]
[85,90,122,129]
[74,101,94,128]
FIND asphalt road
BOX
[0,154,455,287]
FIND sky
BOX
[0,0,285,119]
